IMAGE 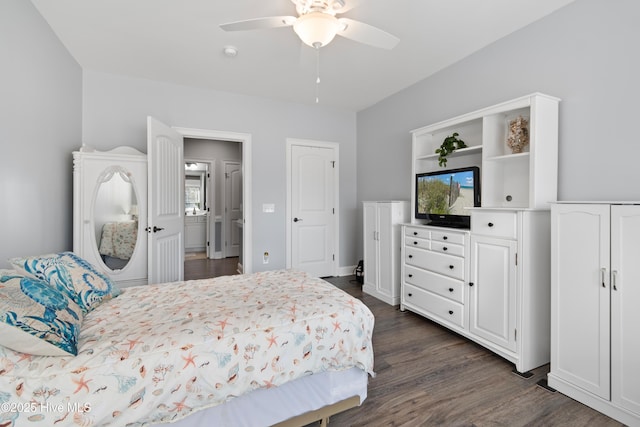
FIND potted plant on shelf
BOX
[435,132,467,167]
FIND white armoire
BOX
[73,146,148,288]
[549,203,640,426]
[362,201,409,305]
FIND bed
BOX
[0,252,375,427]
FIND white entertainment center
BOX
[400,93,560,374]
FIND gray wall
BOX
[356,0,640,258]
[82,70,358,272]
[5,0,637,272]
[0,0,82,268]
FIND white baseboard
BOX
[337,265,357,277]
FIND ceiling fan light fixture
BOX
[293,12,339,48]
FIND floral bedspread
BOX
[0,269,375,426]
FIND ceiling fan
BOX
[219,0,399,50]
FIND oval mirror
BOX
[93,166,139,271]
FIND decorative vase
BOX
[507,116,529,154]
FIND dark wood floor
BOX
[184,256,239,280]
[322,275,622,427]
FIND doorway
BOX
[184,160,212,259]
[183,139,243,277]
[175,127,252,277]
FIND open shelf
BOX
[484,151,529,163]
[416,145,483,161]
[410,93,559,218]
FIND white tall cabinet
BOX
[363,201,409,305]
[73,146,148,288]
[401,93,559,374]
[549,203,640,426]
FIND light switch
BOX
[263,203,275,213]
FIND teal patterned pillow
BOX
[0,271,83,356]
[10,252,120,314]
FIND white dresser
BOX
[401,211,551,374]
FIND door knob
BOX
[293,217,303,222]
[153,226,164,233]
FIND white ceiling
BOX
[31,0,575,112]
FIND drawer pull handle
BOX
[488,222,494,227]
[469,282,474,287]
[443,247,448,251]
[448,288,454,292]
[413,241,418,245]
[408,274,413,278]
[408,255,413,259]
[413,231,418,235]
[408,293,413,297]
[448,310,454,315]
[443,236,448,240]
[449,265,454,269]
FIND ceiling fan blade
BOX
[336,18,399,49]
[220,16,296,32]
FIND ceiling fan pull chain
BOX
[315,43,321,103]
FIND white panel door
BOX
[469,235,517,352]
[551,204,610,399]
[147,117,184,284]
[376,203,394,299]
[611,205,640,414]
[291,145,335,277]
[224,161,242,258]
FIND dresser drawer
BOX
[431,229,465,245]
[405,236,430,250]
[404,265,464,304]
[431,241,464,257]
[471,211,517,239]
[405,246,464,280]
[403,283,464,328]
[405,226,430,240]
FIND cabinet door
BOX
[469,235,517,352]
[551,204,610,399]
[611,205,640,414]
[376,203,395,298]
[363,203,378,289]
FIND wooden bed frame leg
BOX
[272,395,360,427]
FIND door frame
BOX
[285,138,339,276]
[175,127,252,274]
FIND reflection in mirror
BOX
[94,166,138,271]
[185,162,207,215]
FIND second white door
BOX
[290,144,337,277]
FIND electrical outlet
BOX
[263,251,269,264]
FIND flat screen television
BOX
[415,166,480,229]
